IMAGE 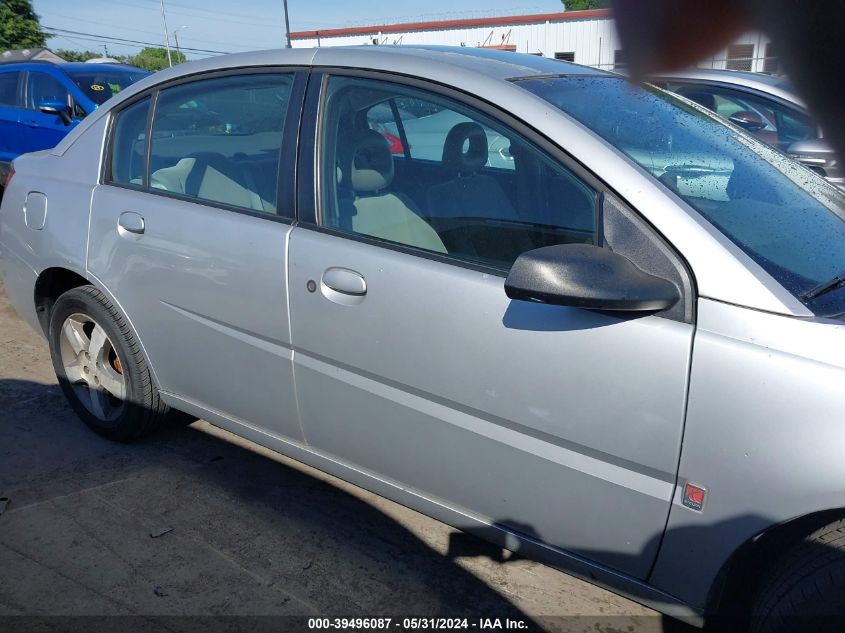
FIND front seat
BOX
[337,129,446,253]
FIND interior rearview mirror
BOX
[38,101,73,126]
[504,243,680,312]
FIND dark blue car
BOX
[0,60,149,165]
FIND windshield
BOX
[517,75,845,314]
[68,69,150,105]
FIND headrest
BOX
[338,128,394,193]
[442,122,488,175]
[683,91,716,112]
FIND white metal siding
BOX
[293,17,770,74]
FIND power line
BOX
[43,26,231,55]
[100,0,283,30]
[47,32,218,57]
[41,12,255,50]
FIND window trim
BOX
[102,66,309,224]
[297,67,696,323]
[302,68,607,253]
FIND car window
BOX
[519,75,845,310]
[148,73,293,215]
[319,76,597,271]
[109,96,151,187]
[26,72,70,110]
[67,69,150,106]
[0,71,21,107]
[668,82,816,150]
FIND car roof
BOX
[649,68,804,108]
[315,45,609,79]
[0,59,147,74]
[132,45,610,88]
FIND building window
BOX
[726,44,755,71]
[763,42,779,74]
[555,52,575,62]
[613,49,626,70]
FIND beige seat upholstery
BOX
[337,129,446,253]
[151,152,267,211]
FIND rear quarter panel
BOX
[0,115,107,333]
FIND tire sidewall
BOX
[48,287,146,440]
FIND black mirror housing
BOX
[505,243,680,312]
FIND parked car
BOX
[2,47,845,631]
[649,68,843,188]
[0,59,149,166]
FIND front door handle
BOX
[322,268,367,296]
[117,211,145,235]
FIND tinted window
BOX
[68,69,149,105]
[0,71,21,107]
[149,73,293,214]
[519,76,845,310]
[320,76,597,271]
[26,72,69,109]
[109,96,150,187]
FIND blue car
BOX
[0,60,149,166]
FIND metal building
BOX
[290,8,778,74]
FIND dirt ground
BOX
[0,278,692,633]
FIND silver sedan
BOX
[2,46,844,631]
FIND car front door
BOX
[288,73,695,578]
[20,71,79,153]
[88,70,307,442]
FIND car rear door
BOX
[88,69,308,442]
[0,69,23,162]
[287,71,695,579]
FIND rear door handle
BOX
[322,268,367,296]
[117,211,145,235]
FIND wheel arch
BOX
[707,507,845,617]
[33,268,161,391]
[34,267,91,335]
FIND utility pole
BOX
[159,0,173,67]
[172,25,188,61]
[283,0,292,48]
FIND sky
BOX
[33,0,566,60]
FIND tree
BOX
[562,0,607,10]
[55,49,103,63]
[0,0,47,50]
[126,47,186,72]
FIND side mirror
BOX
[504,243,680,312]
[729,110,765,133]
[38,100,73,126]
[787,138,837,176]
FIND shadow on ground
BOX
[0,377,702,633]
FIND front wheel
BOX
[751,518,845,633]
[49,285,176,441]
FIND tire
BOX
[751,518,845,633]
[48,285,176,441]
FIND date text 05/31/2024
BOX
[307,618,529,630]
